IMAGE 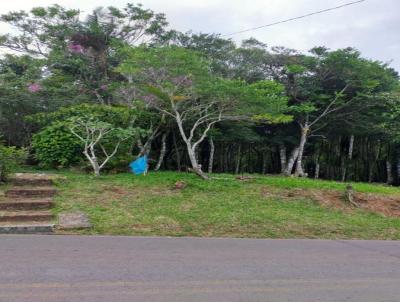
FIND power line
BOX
[221,0,367,37]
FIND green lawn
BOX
[38,171,400,239]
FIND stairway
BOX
[0,174,56,234]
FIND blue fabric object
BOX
[129,156,148,175]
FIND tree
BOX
[278,48,398,177]
[0,3,169,57]
[118,46,290,178]
[29,103,140,171]
[68,118,139,176]
[118,46,239,178]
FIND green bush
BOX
[0,144,27,182]
[31,123,82,168]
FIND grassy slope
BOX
[45,171,400,239]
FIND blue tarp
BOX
[129,156,148,175]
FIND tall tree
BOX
[118,46,289,178]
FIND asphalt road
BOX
[0,235,399,302]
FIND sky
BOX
[0,0,399,71]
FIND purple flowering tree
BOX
[27,83,42,93]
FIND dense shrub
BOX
[0,144,27,181]
[31,123,82,168]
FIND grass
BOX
[29,170,400,240]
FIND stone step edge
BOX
[5,189,57,198]
[12,179,54,185]
[0,200,54,210]
[0,224,55,234]
[0,210,54,215]
[0,199,54,204]
[5,187,57,191]
[0,198,54,204]
[0,211,55,222]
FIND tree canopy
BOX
[0,3,399,181]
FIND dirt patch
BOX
[153,216,182,232]
[100,185,131,196]
[131,224,153,232]
[261,186,400,217]
[356,193,400,217]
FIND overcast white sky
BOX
[1,0,399,71]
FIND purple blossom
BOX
[100,84,108,91]
[27,83,42,93]
[68,43,85,54]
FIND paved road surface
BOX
[0,235,399,302]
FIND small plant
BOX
[0,144,27,182]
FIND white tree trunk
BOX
[186,144,208,179]
[279,144,287,174]
[208,137,215,174]
[315,161,320,179]
[294,124,309,177]
[342,135,355,182]
[348,135,355,159]
[155,132,167,171]
[284,147,299,176]
[235,144,241,174]
[83,150,100,177]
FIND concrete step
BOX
[0,222,54,234]
[0,210,54,222]
[5,187,57,198]
[11,173,55,186]
[0,199,54,210]
[12,178,53,187]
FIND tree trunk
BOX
[348,135,354,159]
[341,157,346,182]
[279,144,287,174]
[84,150,101,176]
[386,160,393,185]
[208,137,215,174]
[186,144,208,179]
[368,140,381,183]
[285,147,299,175]
[315,161,320,179]
[294,124,309,177]
[262,153,268,174]
[93,166,100,177]
[155,132,167,171]
[172,132,181,171]
[342,135,354,182]
[235,144,241,174]
[137,139,152,157]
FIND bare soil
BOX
[261,186,400,217]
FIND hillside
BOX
[30,171,400,239]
